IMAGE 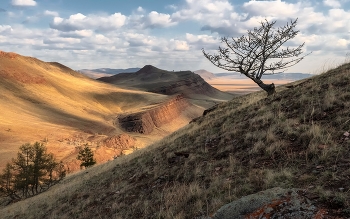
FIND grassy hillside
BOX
[0,63,349,218]
[0,52,201,171]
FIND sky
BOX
[0,0,350,73]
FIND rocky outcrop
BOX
[102,134,136,157]
[118,94,189,134]
[210,187,328,219]
[103,134,136,149]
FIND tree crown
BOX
[202,18,310,81]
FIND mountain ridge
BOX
[1,62,349,218]
[98,65,233,108]
[0,51,202,172]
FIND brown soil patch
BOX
[0,51,19,59]
[0,69,46,84]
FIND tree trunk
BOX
[253,78,275,96]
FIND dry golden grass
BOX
[1,61,350,218]
[0,53,200,171]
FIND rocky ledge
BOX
[118,94,189,134]
[199,187,346,219]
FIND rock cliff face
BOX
[118,94,190,134]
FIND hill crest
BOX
[194,69,217,80]
[0,50,19,59]
[1,62,349,218]
[136,65,164,74]
[98,65,233,108]
[0,52,202,172]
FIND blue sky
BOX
[1,0,350,73]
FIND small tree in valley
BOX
[202,18,310,96]
[0,142,65,200]
[77,144,96,168]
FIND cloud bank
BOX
[1,0,349,73]
[11,0,37,6]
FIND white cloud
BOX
[11,0,37,6]
[59,30,93,39]
[335,39,348,48]
[0,25,13,34]
[50,13,126,32]
[44,10,59,17]
[172,0,233,21]
[166,4,177,10]
[172,0,242,35]
[185,33,219,50]
[172,39,190,51]
[186,33,217,44]
[43,37,81,45]
[1,0,350,74]
[146,11,176,28]
[127,10,176,29]
[22,16,39,24]
[125,33,156,47]
[243,0,301,18]
[136,6,144,13]
[84,34,112,45]
[323,0,341,8]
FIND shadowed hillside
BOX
[1,62,349,218]
[79,67,140,79]
[0,51,202,171]
[98,65,233,108]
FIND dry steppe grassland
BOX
[0,52,207,172]
[0,61,349,218]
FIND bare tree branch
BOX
[203,18,310,96]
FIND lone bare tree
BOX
[202,18,309,96]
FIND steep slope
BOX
[98,65,233,108]
[1,62,349,218]
[0,51,201,171]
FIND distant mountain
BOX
[5,61,350,219]
[98,65,233,108]
[0,51,196,172]
[78,67,140,79]
[264,72,314,80]
[194,69,217,80]
[215,72,313,80]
